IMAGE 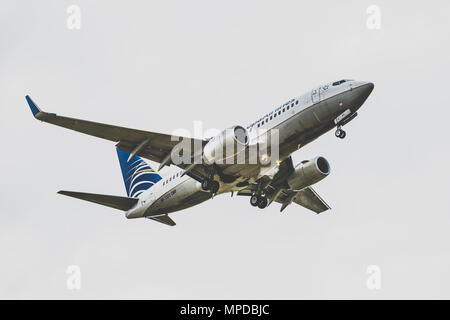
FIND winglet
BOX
[25,95,42,117]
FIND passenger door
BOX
[311,88,320,103]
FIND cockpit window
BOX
[332,79,347,86]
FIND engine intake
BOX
[203,125,249,164]
[287,156,330,190]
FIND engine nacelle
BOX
[287,156,330,190]
[203,125,249,164]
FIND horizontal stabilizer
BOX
[148,215,176,226]
[58,191,138,211]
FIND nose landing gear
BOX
[335,126,346,139]
[334,109,358,139]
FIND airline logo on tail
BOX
[116,148,162,198]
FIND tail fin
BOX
[116,147,162,198]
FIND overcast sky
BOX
[1,0,450,299]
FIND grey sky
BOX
[1,0,450,299]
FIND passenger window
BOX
[296,101,298,105]
[287,106,290,110]
[278,111,281,115]
[257,123,260,127]
[274,114,277,118]
[291,103,294,107]
[282,108,285,112]
[270,116,272,120]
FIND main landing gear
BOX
[201,179,219,194]
[250,194,268,209]
[335,126,346,139]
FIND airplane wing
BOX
[274,187,330,213]
[26,96,208,180]
[236,156,295,195]
[236,185,330,213]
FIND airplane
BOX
[26,79,374,226]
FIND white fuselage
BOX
[126,80,373,219]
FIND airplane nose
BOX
[346,81,374,113]
[355,81,374,103]
[360,82,374,97]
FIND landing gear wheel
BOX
[201,179,210,191]
[250,195,259,207]
[335,128,346,139]
[257,196,268,209]
[209,180,220,194]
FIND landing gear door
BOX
[311,88,320,103]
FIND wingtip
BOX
[25,95,42,117]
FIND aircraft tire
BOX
[257,196,268,209]
[250,195,259,207]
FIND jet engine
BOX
[203,125,249,164]
[287,156,330,190]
